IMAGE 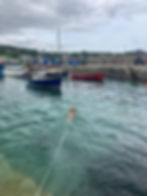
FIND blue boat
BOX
[0,63,4,78]
[29,71,62,90]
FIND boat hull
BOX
[29,78,62,90]
[71,73,104,82]
[0,65,4,77]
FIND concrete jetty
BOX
[65,64,147,82]
[0,155,52,196]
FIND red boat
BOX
[71,73,104,82]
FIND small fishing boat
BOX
[29,71,62,90]
[5,68,30,79]
[25,64,69,79]
[71,73,104,82]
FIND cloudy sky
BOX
[0,0,147,52]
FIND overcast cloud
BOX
[0,0,146,51]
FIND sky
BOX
[0,0,147,52]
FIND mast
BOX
[57,27,63,64]
[57,27,61,53]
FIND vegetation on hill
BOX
[0,45,146,59]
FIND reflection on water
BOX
[27,84,62,97]
[0,76,4,81]
[0,78,147,196]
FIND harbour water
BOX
[0,76,147,196]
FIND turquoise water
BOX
[0,77,147,196]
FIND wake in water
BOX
[35,108,76,196]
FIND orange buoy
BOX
[67,108,76,120]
